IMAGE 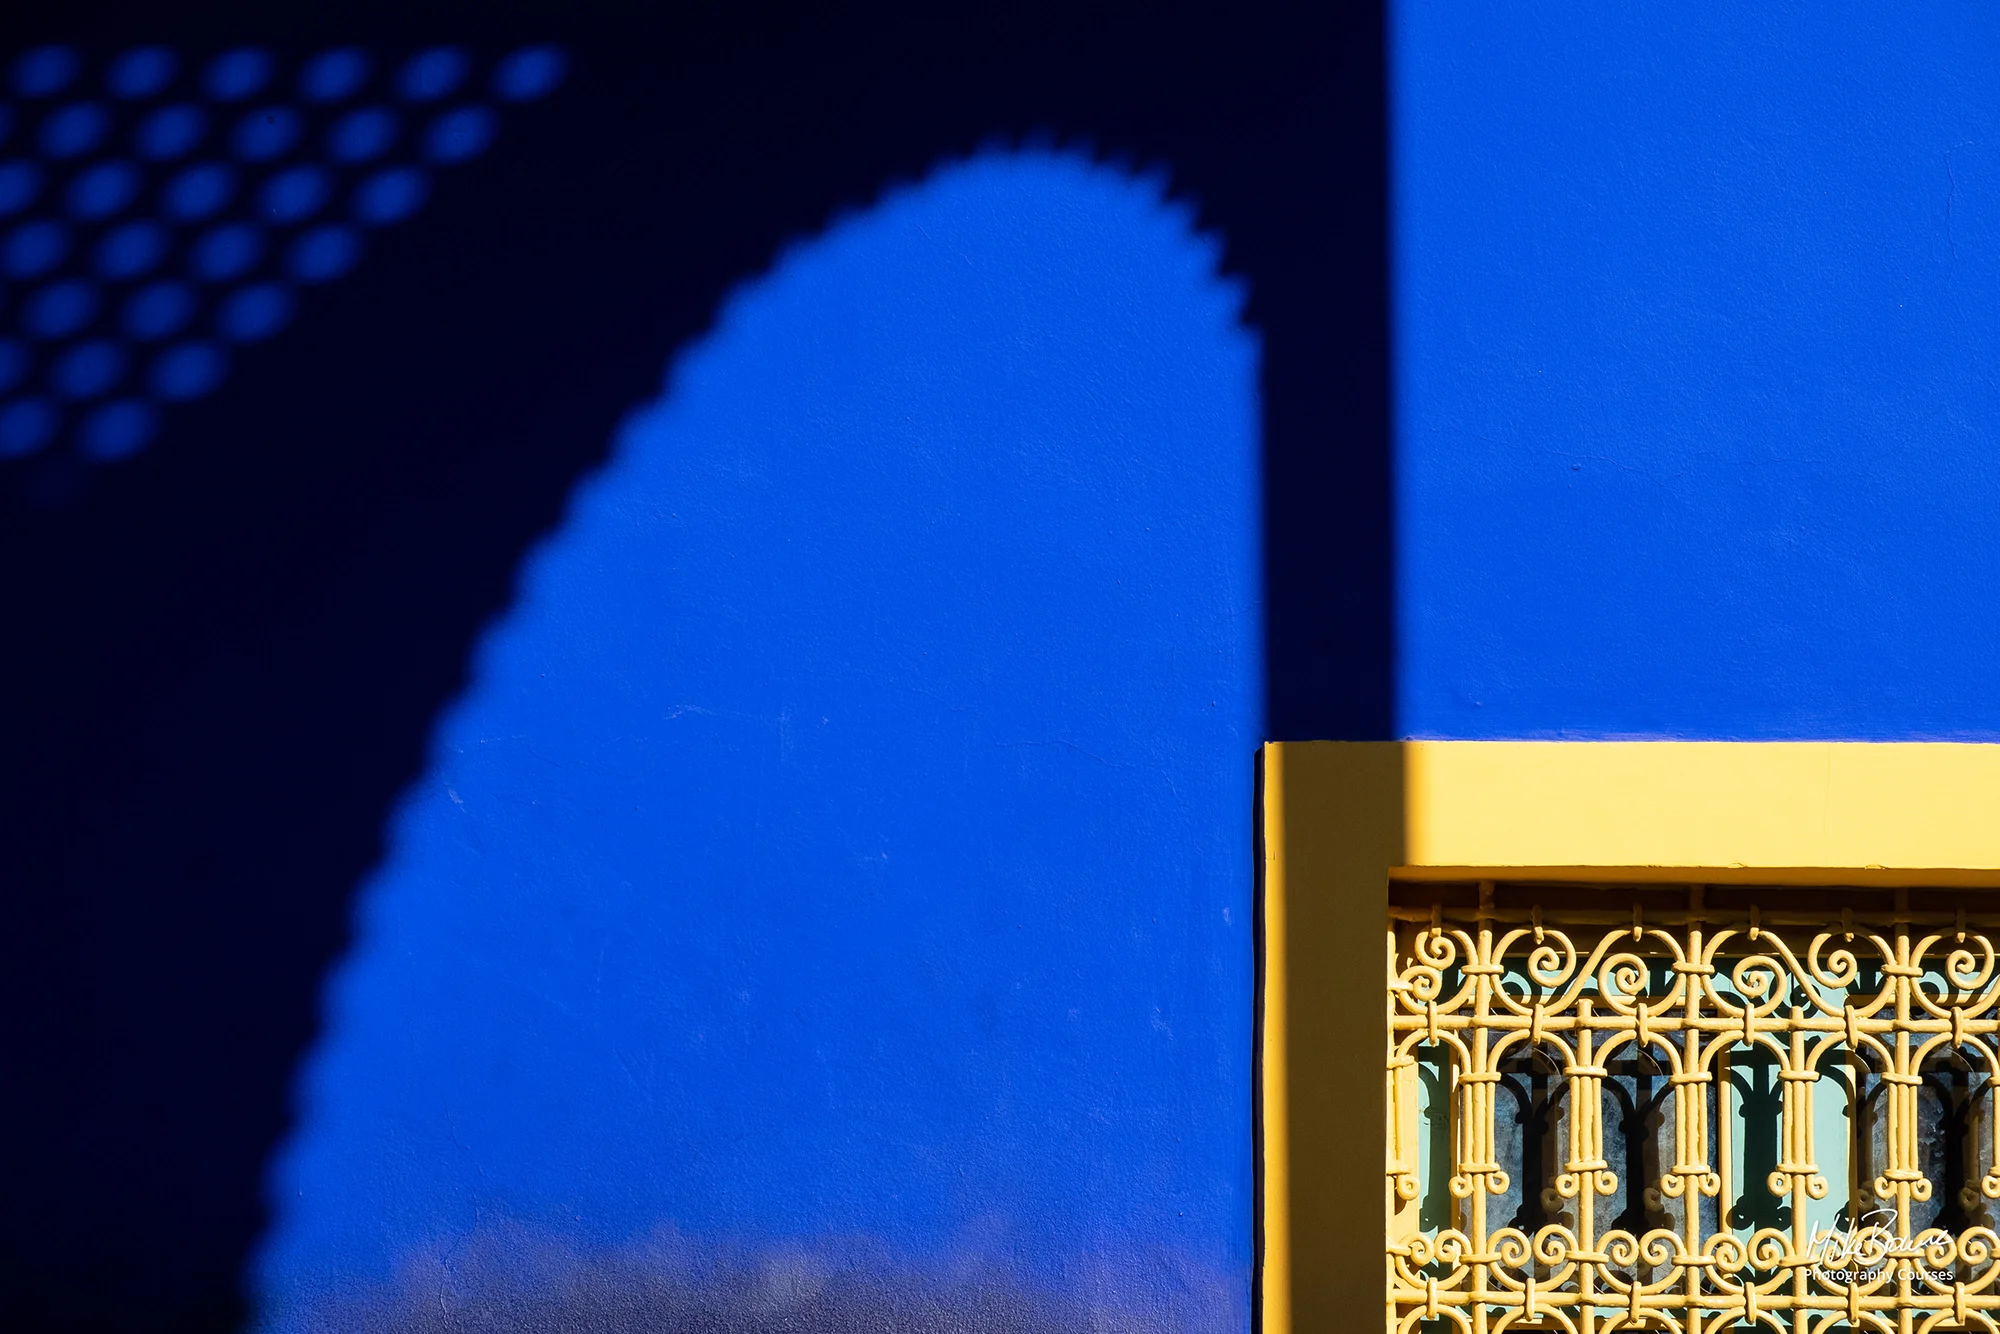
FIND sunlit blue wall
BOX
[253,151,1260,1328]
[1396,4,2000,739]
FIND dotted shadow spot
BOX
[125,281,197,340]
[0,396,57,457]
[261,165,329,223]
[0,161,44,214]
[107,47,178,100]
[233,105,302,160]
[98,221,169,280]
[39,102,110,157]
[352,168,426,225]
[23,280,98,339]
[0,339,30,391]
[135,104,208,159]
[217,283,292,341]
[7,220,72,278]
[289,224,360,282]
[205,48,273,102]
[68,161,141,219]
[300,48,370,103]
[493,46,566,101]
[163,162,236,220]
[150,339,226,399]
[13,47,80,99]
[327,107,397,162]
[189,223,263,281]
[399,48,468,101]
[425,106,494,163]
[77,397,155,460]
[52,339,126,399]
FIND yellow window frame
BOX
[1257,741,2000,1334]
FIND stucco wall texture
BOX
[1397,4,2000,740]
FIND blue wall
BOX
[1396,3,2000,739]
[252,151,1260,1329]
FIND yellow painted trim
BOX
[1403,740,2000,873]
[1257,750,1289,1334]
[1256,740,2000,1334]
[1258,743,1402,1334]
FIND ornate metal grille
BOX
[1387,882,2000,1334]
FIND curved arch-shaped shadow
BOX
[255,142,1262,1334]
[0,4,1387,1329]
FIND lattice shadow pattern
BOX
[0,42,563,464]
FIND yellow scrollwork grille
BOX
[1387,881,2000,1334]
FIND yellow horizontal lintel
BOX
[1403,740,2000,874]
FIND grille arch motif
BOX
[1387,881,2000,1334]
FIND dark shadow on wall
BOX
[0,0,1388,1328]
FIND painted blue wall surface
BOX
[251,151,1260,1328]
[1396,4,2000,739]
